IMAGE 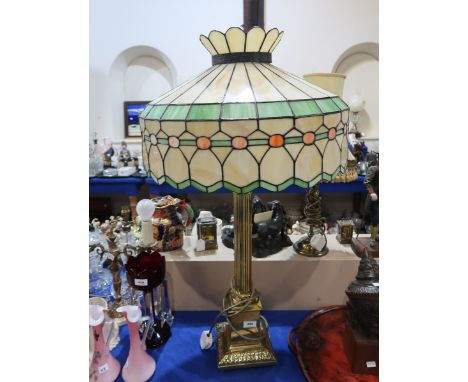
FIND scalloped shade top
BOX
[139,27,350,193]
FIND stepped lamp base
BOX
[215,321,276,370]
[216,288,276,370]
[216,289,276,370]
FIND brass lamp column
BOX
[215,192,276,369]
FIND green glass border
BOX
[289,100,321,117]
[222,103,257,119]
[146,105,168,119]
[316,98,341,114]
[257,102,293,119]
[187,104,221,120]
[331,97,348,111]
[161,105,191,120]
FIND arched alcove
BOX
[333,42,379,143]
[109,46,177,144]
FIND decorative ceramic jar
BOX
[151,196,193,251]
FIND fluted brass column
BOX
[233,192,252,294]
[215,192,276,370]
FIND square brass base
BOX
[215,322,277,370]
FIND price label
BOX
[243,320,257,329]
[98,363,109,374]
[366,361,377,368]
[135,279,148,286]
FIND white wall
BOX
[90,0,379,152]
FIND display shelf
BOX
[111,310,309,382]
[162,234,368,311]
[89,176,145,195]
[89,176,146,218]
[146,176,366,194]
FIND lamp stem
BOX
[243,0,265,31]
[233,192,252,294]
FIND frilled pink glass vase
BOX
[89,305,121,382]
[117,305,156,382]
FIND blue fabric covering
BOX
[112,310,309,381]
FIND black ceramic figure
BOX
[345,250,379,338]
[222,195,292,258]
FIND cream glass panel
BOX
[221,120,257,137]
[155,66,216,104]
[260,148,293,184]
[323,141,341,174]
[200,35,217,55]
[143,140,151,157]
[226,27,246,53]
[211,131,231,140]
[208,30,230,54]
[161,121,185,136]
[295,145,322,181]
[324,112,341,128]
[197,64,236,104]
[164,149,189,183]
[246,63,285,102]
[190,150,222,184]
[149,146,165,179]
[246,27,266,52]
[254,63,309,100]
[145,120,160,135]
[285,128,302,137]
[248,130,268,139]
[143,148,149,174]
[179,146,197,161]
[211,147,232,163]
[341,141,349,166]
[315,139,328,154]
[267,65,334,98]
[259,118,293,135]
[269,31,283,53]
[247,145,269,161]
[295,115,323,133]
[314,126,328,134]
[285,143,303,160]
[179,132,196,140]
[187,121,219,137]
[158,144,169,158]
[223,63,256,103]
[260,29,279,52]
[341,110,349,123]
[223,150,259,186]
[174,65,227,104]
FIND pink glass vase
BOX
[117,305,156,382]
[89,305,121,382]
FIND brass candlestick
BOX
[215,193,276,370]
[89,220,134,320]
[293,185,329,257]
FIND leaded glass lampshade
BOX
[139,27,349,193]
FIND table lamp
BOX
[138,10,349,370]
